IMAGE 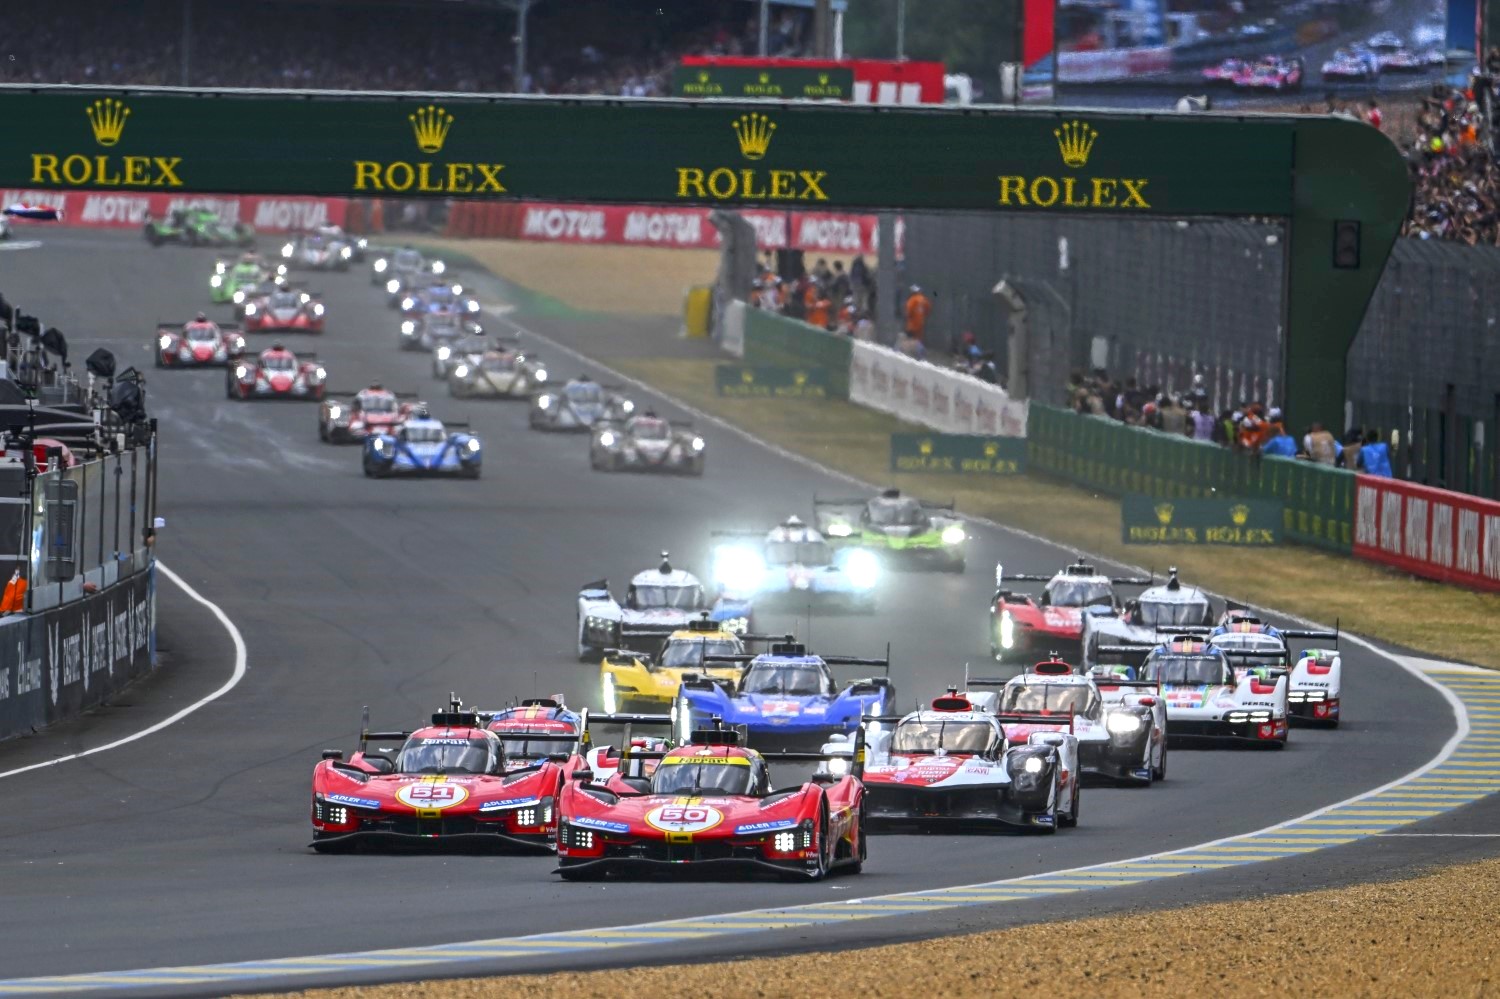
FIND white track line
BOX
[0,561,247,780]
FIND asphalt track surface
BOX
[0,229,1471,992]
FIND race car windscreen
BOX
[395,249,422,269]
[1045,578,1115,607]
[630,419,669,440]
[867,498,926,526]
[402,424,447,443]
[493,731,576,760]
[650,761,752,796]
[480,354,516,372]
[740,662,826,696]
[629,584,702,609]
[1001,683,1100,717]
[397,736,494,774]
[565,382,603,402]
[890,719,996,755]
[764,540,832,566]
[1137,598,1210,627]
[1147,655,1232,685]
[186,324,218,341]
[359,393,397,413]
[262,354,296,372]
[661,638,741,668]
[269,292,299,308]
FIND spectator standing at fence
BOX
[835,296,856,334]
[903,285,932,343]
[830,261,850,301]
[1360,429,1393,476]
[1304,421,1338,465]
[1339,428,1363,470]
[812,258,832,284]
[1159,395,1188,436]
[806,283,832,330]
[1262,424,1297,458]
[975,352,999,385]
[1190,404,1216,441]
[849,255,871,311]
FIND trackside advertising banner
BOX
[1353,475,1500,592]
[1,189,347,232]
[443,201,896,255]
[849,340,1028,438]
[0,567,156,743]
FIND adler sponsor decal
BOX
[522,206,607,242]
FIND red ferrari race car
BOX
[242,285,325,334]
[1201,57,1246,85]
[990,560,1151,660]
[317,383,421,444]
[1233,55,1303,91]
[555,720,866,881]
[227,343,327,401]
[310,699,576,853]
[154,313,246,368]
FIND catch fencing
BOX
[902,214,1500,500]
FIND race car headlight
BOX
[621,400,635,414]
[431,260,446,275]
[436,345,452,361]
[312,303,324,316]
[941,525,966,545]
[1106,712,1143,734]
[515,807,537,828]
[401,297,416,311]
[599,431,616,447]
[215,261,227,274]
[535,368,548,383]
[372,438,385,452]
[327,404,342,420]
[538,395,552,410]
[466,438,481,453]
[466,300,481,313]
[454,364,470,378]
[276,264,288,276]
[356,238,368,249]
[340,245,352,258]
[1023,756,1044,774]
[451,283,464,295]
[691,436,705,452]
[243,303,257,316]
[386,278,401,294]
[232,290,246,304]
[210,274,223,288]
[773,831,797,853]
[281,242,294,257]
[826,522,853,538]
[299,292,311,304]
[714,547,765,592]
[825,757,850,777]
[844,548,880,590]
[401,321,416,335]
[998,610,1015,649]
[234,365,248,379]
[323,804,347,825]
[314,367,326,381]
[374,258,388,272]
[602,674,618,714]
[158,334,172,350]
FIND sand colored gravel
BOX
[249,855,1500,998]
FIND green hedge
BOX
[742,308,850,399]
[1026,404,1353,551]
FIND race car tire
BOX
[462,465,481,480]
[310,835,355,854]
[577,617,602,662]
[557,862,605,882]
[944,556,966,574]
[849,803,867,874]
[689,461,705,477]
[1153,740,1167,781]
[225,379,236,400]
[319,422,329,442]
[1058,778,1079,828]
[808,804,831,880]
[154,352,164,369]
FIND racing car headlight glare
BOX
[312,303,324,316]
[537,395,552,410]
[825,757,850,777]
[387,279,401,294]
[826,523,852,538]
[941,525,966,545]
[431,260,446,275]
[325,805,347,825]
[1106,712,1143,734]
[691,436,705,451]
[467,300,481,313]
[452,284,464,295]
[714,547,765,591]
[454,364,469,378]
[999,610,1015,648]
[466,438,481,453]
[233,290,245,304]
[234,365,248,379]
[436,346,451,361]
[401,321,416,335]
[844,548,880,590]
[602,675,618,714]
[401,297,415,311]
[599,431,616,447]
[158,334,172,349]
[372,439,385,452]
[327,405,342,420]
[314,367,326,381]
[1023,756,1044,774]
[300,293,311,304]
[374,258,388,272]
[276,264,288,276]
[281,242,294,257]
[215,261,227,274]
[340,246,352,258]
[243,303,256,316]
[516,808,537,828]
[621,400,635,414]
[774,831,797,853]
[535,369,548,383]
[574,828,593,848]
[210,275,222,287]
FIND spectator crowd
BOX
[1065,370,1393,475]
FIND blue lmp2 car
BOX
[362,412,482,479]
[676,641,895,752]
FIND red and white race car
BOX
[226,344,327,401]
[1233,56,1303,91]
[154,315,246,368]
[310,700,571,853]
[1201,58,1246,85]
[990,560,1151,660]
[242,286,326,334]
[317,384,421,444]
[555,721,865,880]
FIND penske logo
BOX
[30,98,184,188]
[353,105,506,194]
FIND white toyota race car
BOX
[1105,637,1289,747]
[576,553,743,660]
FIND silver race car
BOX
[1081,569,1214,670]
[432,331,498,380]
[590,412,705,476]
[529,375,634,431]
[448,344,548,399]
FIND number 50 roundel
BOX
[645,804,723,833]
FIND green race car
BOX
[144,207,255,248]
[812,488,967,572]
[210,253,282,304]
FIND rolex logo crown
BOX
[409,104,454,154]
[1230,504,1250,526]
[919,439,933,455]
[732,113,776,160]
[85,98,130,147]
[1054,119,1098,169]
[1154,503,1174,526]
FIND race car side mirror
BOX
[321,749,343,761]
[571,769,594,782]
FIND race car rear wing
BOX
[1095,643,1157,656]
[996,711,1075,735]
[998,562,1152,586]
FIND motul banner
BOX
[1353,475,1500,591]
[449,200,892,255]
[1,190,347,232]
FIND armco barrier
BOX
[1354,475,1500,591]
[1026,404,1354,552]
[0,566,156,742]
[741,307,850,399]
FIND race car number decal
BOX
[645,804,724,833]
[395,783,470,810]
[761,700,802,715]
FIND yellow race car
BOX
[600,618,784,713]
